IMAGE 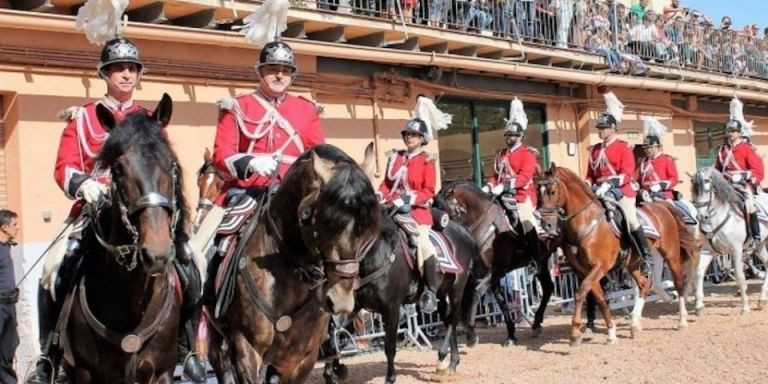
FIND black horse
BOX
[435,181,555,347]
[57,94,189,383]
[207,144,381,383]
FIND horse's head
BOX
[536,163,568,238]
[279,145,380,314]
[690,166,740,221]
[193,148,225,232]
[436,181,485,226]
[95,93,186,275]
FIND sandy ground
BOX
[304,280,768,384]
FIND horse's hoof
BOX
[436,358,451,373]
[630,325,642,338]
[385,377,396,384]
[695,307,705,317]
[569,336,582,347]
[741,308,751,315]
[467,335,479,348]
[679,321,689,330]
[502,338,518,347]
[531,327,542,338]
[606,337,618,345]
[333,363,349,381]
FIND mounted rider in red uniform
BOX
[378,96,451,314]
[637,118,679,201]
[201,39,325,311]
[482,97,542,238]
[586,92,655,274]
[715,97,764,250]
[27,37,206,384]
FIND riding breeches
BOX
[517,197,543,234]
[618,196,642,231]
[41,218,77,299]
[188,205,225,281]
[416,225,437,272]
[743,188,757,214]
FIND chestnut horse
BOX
[61,94,186,383]
[536,165,698,345]
[434,181,554,346]
[206,144,380,383]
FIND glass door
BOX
[694,121,723,168]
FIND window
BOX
[693,121,724,168]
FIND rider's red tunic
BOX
[379,150,436,225]
[487,144,538,205]
[586,138,637,198]
[638,154,678,199]
[716,140,764,186]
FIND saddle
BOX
[600,196,661,241]
[390,208,464,275]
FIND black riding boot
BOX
[631,228,654,276]
[26,285,61,384]
[750,212,762,251]
[419,257,438,314]
[175,247,207,384]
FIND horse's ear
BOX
[152,93,173,128]
[686,171,695,180]
[361,141,376,182]
[95,103,116,132]
[549,161,557,172]
[312,149,335,184]
[204,147,212,162]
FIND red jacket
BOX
[54,98,144,201]
[586,138,636,198]
[716,140,764,186]
[487,144,538,205]
[379,150,436,225]
[213,92,325,205]
[638,154,678,199]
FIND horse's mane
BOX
[554,167,595,199]
[309,144,379,237]
[96,111,190,242]
[197,159,213,176]
[692,167,743,211]
[440,180,491,202]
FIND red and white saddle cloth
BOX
[607,208,661,240]
[401,229,465,275]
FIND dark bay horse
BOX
[61,94,186,383]
[536,165,699,345]
[434,181,554,346]
[207,144,380,383]
[324,205,478,384]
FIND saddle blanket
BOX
[608,208,661,240]
[403,230,464,275]
[673,200,698,225]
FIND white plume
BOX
[729,96,755,136]
[234,0,290,47]
[507,97,528,131]
[414,96,452,142]
[603,91,625,123]
[642,117,668,139]
[75,0,129,46]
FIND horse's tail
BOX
[659,201,702,269]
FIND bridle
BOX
[692,178,733,251]
[193,161,226,231]
[537,175,600,244]
[90,162,180,271]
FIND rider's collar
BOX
[100,95,134,111]
[728,138,743,146]
[506,142,523,152]
[407,148,423,159]
[603,137,617,146]
[256,90,286,106]
[652,152,664,159]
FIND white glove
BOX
[248,155,278,177]
[491,184,505,196]
[375,192,385,203]
[392,198,405,208]
[595,182,611,198]
[650,183,662,193]
[77,178,108,204]
[481,184,491,193]
[731,173,743,183]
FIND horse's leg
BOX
[463,274,489,347]
[651,251,673,302]
[208,323,236,384]
[447,276,465,373]
[629,266,651,338]
[694,248,714,316]
[757,246,768,309]
[382,305,401,384]
[490,281,518,347]
[322,359,344,384]
[570,265,603,347]
[589,279,616,344]
[665,246,689,329]
[232,332,262,384]
[531,262,554,338]
[732,247,751,314]
[436,324,454,374]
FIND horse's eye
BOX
[300,209,312,223]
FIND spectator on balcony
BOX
[629,0,649,25]
[536,0,557,43]
[628,13,658,60]
[663,0,686,22]
[585,3,610,40]
[572,0,590,47]
[550,0,574,48]
[665,15,691,63]
[515,0,538,40]
[609,3,627,35]
[400,0,418,23]
[466,0,492,33]
[586,25,621,71]
[429,0,449,27]
[492,0,514,37]
[652,13,673,61]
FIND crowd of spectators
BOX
[310,0,768,79]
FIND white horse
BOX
[688,167,768,314]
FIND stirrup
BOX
[23,356,54,384]
[181,351,207,383]
[419,290,438,314]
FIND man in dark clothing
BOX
[0,209,20,384]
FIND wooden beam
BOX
[171,9,215,29]
[10,0,52,12]
[479,50,503,60]
[422,42,448,54]
[348,32,386,48]
[389,37,420,52]
[283,22,306,39]
[528,57,552,66]
[449,46,477,57]
[125,2,167,24]
[306,26,346,43]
